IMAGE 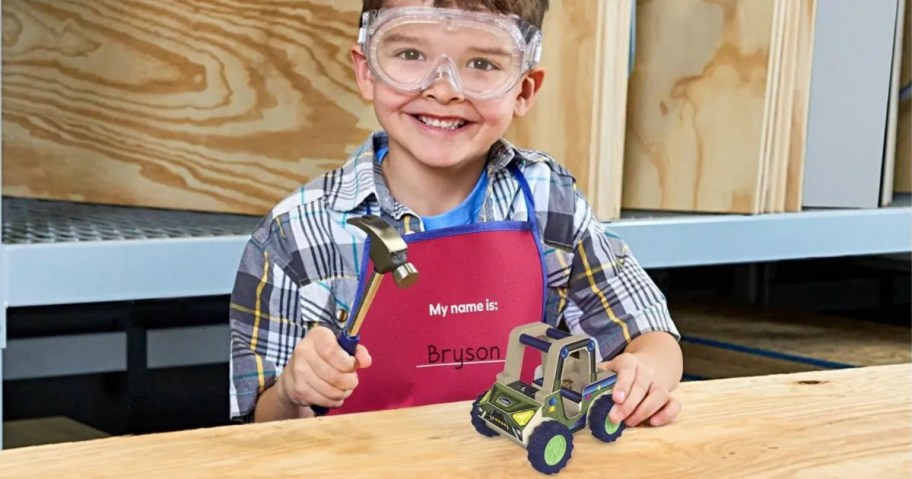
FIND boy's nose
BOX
[423,78,465,104]
[422,62,465,103]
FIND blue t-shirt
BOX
[376,146,488,231]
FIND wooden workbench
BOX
[1,364,909,478]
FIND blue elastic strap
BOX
[506,162,547,324]
[507,163,539,234]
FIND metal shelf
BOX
[609,194,911,268]
[2,198,257,307]
[2,196,910,308]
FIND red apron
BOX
[331,165,546,415]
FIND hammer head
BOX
[347,215,419,287]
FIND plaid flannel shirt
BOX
[229,131,679,421]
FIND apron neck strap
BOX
[507,162,539,232]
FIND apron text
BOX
[428,299,499,318]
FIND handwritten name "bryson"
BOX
[426,344,502,369]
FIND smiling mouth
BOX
[412,114,469,130]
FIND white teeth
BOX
[418,115,465,130]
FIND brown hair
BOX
[361,0,549,29]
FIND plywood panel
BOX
[762,0,799,213]
[758,0,783,213]
[623,0,775,213]
[895,0,912,193]
[770,0,803,213]
[2,0,377,215]
[897,100,912,193]
[590,0,633,221]
[756,0,819,213]
[785,0,818,211]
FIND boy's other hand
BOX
[277,325,373,410]
[598,352,680,427]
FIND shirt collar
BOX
[327,131,524,214]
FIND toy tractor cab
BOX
[471,323,625,475]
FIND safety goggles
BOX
[358,7,543,100]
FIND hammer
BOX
[311,215,418,415]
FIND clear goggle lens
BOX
[363,9,540,99]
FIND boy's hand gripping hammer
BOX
[311,215,418,415]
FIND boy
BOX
[230,0,683,428]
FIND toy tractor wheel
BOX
[471,393,498,437]
[588,394,626,442]
[527,420,574,475]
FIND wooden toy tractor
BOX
[471,323,625,474]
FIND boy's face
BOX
[351,0,545,172]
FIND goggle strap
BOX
[359,11,375,47]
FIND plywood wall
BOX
[623,0,776,213]
[2,0,621,218]
[2,0,377,215]
[623,0,817,214]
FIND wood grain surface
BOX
[623,0,775,213]
[2,0,615,216]
[0,364,909,478]
[2,0,377,215]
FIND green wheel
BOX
[527,421,574,474]
[588,394,626,443]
